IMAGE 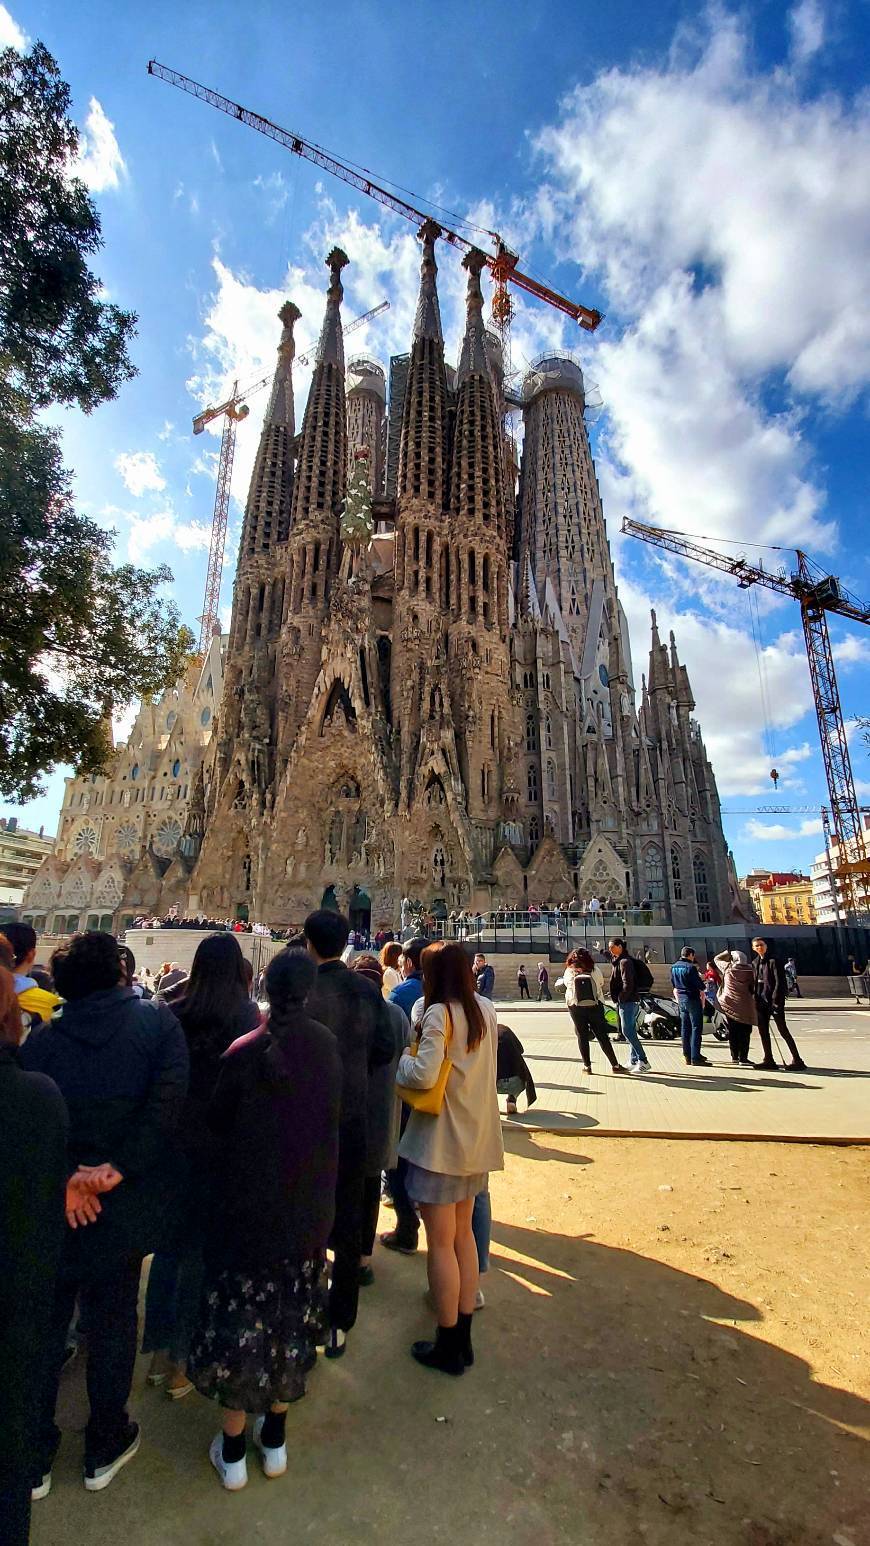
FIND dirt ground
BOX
[34,1134,870,1546]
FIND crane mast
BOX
[198,385,243,651]
[622,517,870,919]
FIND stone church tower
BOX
[186,227,733,930]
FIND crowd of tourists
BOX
[1,915,509,1541]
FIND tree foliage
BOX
[0,41,194,802]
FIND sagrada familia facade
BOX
[187,224,733,930]
[23,223,737,934]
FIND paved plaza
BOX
[496,1001,870,1141]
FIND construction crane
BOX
[194,302,388,651]
[146,58,603,361]
[192,301,390,436]
[622,517,870,919]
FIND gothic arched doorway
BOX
[321,885,340,913]
[349,885,371,936]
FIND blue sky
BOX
[2,0,869,879]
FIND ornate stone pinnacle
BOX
[278,300,301,329]
[326,247,350,301]
[462,247,487,310]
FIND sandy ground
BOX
[33,1134,870,1546]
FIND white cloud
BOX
[832,634,870,666]
[174,520,213,553]
[115,450,166,497]
[789,0,825,64]
[741,817,823,841]
[75,98,127,193]
[0,3,27,48]
[126,509,174,564]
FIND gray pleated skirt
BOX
[405,1163,488,1204]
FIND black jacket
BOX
[0,1047,67,1496]
[205,1014,342,1269]
[20,987,189,1265]
[496,1024,537,1105]
[753,954,786,1009]
[306,959,396,1130]
[609,954,638,1004]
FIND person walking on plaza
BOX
[142,933,262,1400]
[396,942,503,1376]
[20,931,189,1496]
[560,949,624,1075]
[348,955,409,1288]
[188,950,341,1491]
[381,938,428,1256]
[608,939,653,1073]
[304,909,395,1357]
[702,957,721,1023]
[516,964,530,1000]
[714,949,756,1066]
[670,946,711,1067]
[785,955,802,998]
[536,962,552,1001]
[473,952,495,999]
[752,939,807,1071]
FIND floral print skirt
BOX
[188,1253,328,1413]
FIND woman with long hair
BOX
[143,932,262,1397]
[379,940,403,998]
[396,941,503,1376]
[188,949,341,1490]
[560,948,624,1075]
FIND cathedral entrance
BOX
[321,885,339,913]
[349,885,371,936]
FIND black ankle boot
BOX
[457,1311,474,1368]
[411,1323,464,1376]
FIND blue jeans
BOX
[472,1189,491,1274]
[677,996,703,1062]
[618,1001,648,1067]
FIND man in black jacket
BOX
[20,931,188,1496]
[751,938,806,1071]
[304,909,395,1358]
[608,938,653,1073]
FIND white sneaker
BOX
[474,1288,486,1311]
[31,1472,52,1501]
[253,1415,287,1478]
[629,1063,646,1074]
[209,1433,248,1491]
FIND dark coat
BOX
[753,954,786,1010]
[19,987,189,1267]
[365,998,408,1174]
[609,954,638,1004]
[0,1047,67,1499]
[496,1024,537,1105]
[205,1014,342,1269]
[306,959,396,1131]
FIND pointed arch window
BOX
[693,852,711,923]
[545,715,553,749]
[545,759,557,801]
[670,845,683,901]
[527,763,539,803]
[528,816,540,849]
[644,844,665,902]
[525,714,538,753]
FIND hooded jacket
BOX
[19,986,189,1265]
[714,952,756,1024]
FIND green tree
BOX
[0,41,193,802]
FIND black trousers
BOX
[0,1482,31,1546]
[726,1017,752,1062]
[383,1154,420,1247]
[329,1122,366,1333]
[38,1255,142,1471]
[756,1004,802,1065]
[361,1174,382,1259]
[518,981,530,999]
[569,1003,618,1069]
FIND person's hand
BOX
[72,1163,124,1194]
[66,1175,103,1229]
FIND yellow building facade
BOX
[749,875,816,927]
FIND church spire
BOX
[290,248,349,532]
[449,248,506,537]
[241,299,300,556]
[397,222,448,506]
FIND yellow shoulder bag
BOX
[397,1008,454,1115]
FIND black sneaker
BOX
[754,1060,778,1071]
[380,1230,418,1255]
[84,1423,140,1492]
[691,1056,712,1066]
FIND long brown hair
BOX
[567,948,596,973]
[0,964,23,1047]
[422,941,486,1051]
[379,941,402,970]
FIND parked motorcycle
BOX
[636,994,681,1040]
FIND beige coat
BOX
[397,995,505,1178]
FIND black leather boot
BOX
[411,1323,464,1376]
[457,1311,474,1368]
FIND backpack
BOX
[573,973,599,1006]
[633,958,654,993]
